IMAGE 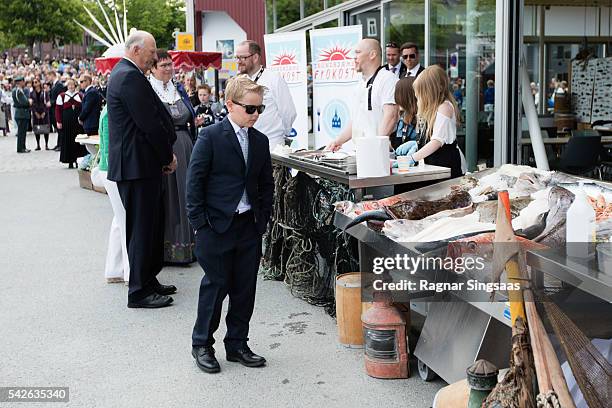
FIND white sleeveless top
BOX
[431,100,457,145]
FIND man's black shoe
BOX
[17,149,31,153]
[226,346,266,367]
[155,284,177,296]
[127,293,173,309]
[192,346,220,373]
[52,146,60,151]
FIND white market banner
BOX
[264,31,308,150]
[310,25,362,150]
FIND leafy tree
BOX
[0,0,84,47]
[123,0,185,49]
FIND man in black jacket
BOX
[48,71,66,151]
[186,76,274,373]
[12,76,31,153]
[106,30,178,309]
[400,42,425,78]
[78,74,102,136]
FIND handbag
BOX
[34,124,51,135]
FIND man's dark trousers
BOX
[117,176,165,302]
[192,211,262,350]
[16,119,28,151]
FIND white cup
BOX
[397,155,412,173]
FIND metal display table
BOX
[271,153,450,199]
[527,249,612,303]
[334,169,612,384]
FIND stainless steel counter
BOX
[527,249,612,303]
[271,153,451,189]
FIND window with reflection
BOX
[383,1,425,65]
[351,6,381,41]
[305,0,324,17]
[429,0,497,169]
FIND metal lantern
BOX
[467,359,499,408]
[361,292,409,379]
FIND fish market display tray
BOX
[288,150,357,175]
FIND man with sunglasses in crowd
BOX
[384,42,406,79]
[235,40,296,150]
[187,76,274,374]
[78,74,102,136]
[400,42,425,78]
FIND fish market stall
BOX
[261,150,451,314]
[334,164,612,384]
[271,151,451,199]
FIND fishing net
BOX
[261,168,358,316]
[541,299,612,408]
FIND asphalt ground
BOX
[0,132,444,407]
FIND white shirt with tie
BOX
[406,63,422,77]
[227,116,251,214]
[388,62,402,78]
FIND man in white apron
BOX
[326,39,398,152]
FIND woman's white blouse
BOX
[431,100,457,145]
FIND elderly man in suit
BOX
[186,75,274,373]
[78,74,102,136]
[12,76,31,153]
[106,30,178,309]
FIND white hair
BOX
[125,31,149,51]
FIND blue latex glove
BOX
[395,140,418,156]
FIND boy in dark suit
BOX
[186,76,274,373]
[78,74,102,136]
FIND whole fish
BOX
[343,190,472,230]
[385,190,472,219]
[533,186,575,247]
[557,182,612,198]
[475,198,533,224]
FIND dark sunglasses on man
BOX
[402,53,417,60]
[385,42,398,49]
[233,101,266,114]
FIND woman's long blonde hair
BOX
[413,65,460,140]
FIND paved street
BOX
[0,132,444,408]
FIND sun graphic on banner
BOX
[319,45,352,61]
[272,52,297,66]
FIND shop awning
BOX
[94,57,122,75]
[168,51,223,72]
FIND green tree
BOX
[123,0,185,49]
[0,0,84,47]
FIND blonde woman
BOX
[395,65,465,178]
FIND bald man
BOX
[326,39,399,151]
[107,30,178,308]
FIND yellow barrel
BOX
[336,272,365,348]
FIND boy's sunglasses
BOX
[233,101,265,114]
